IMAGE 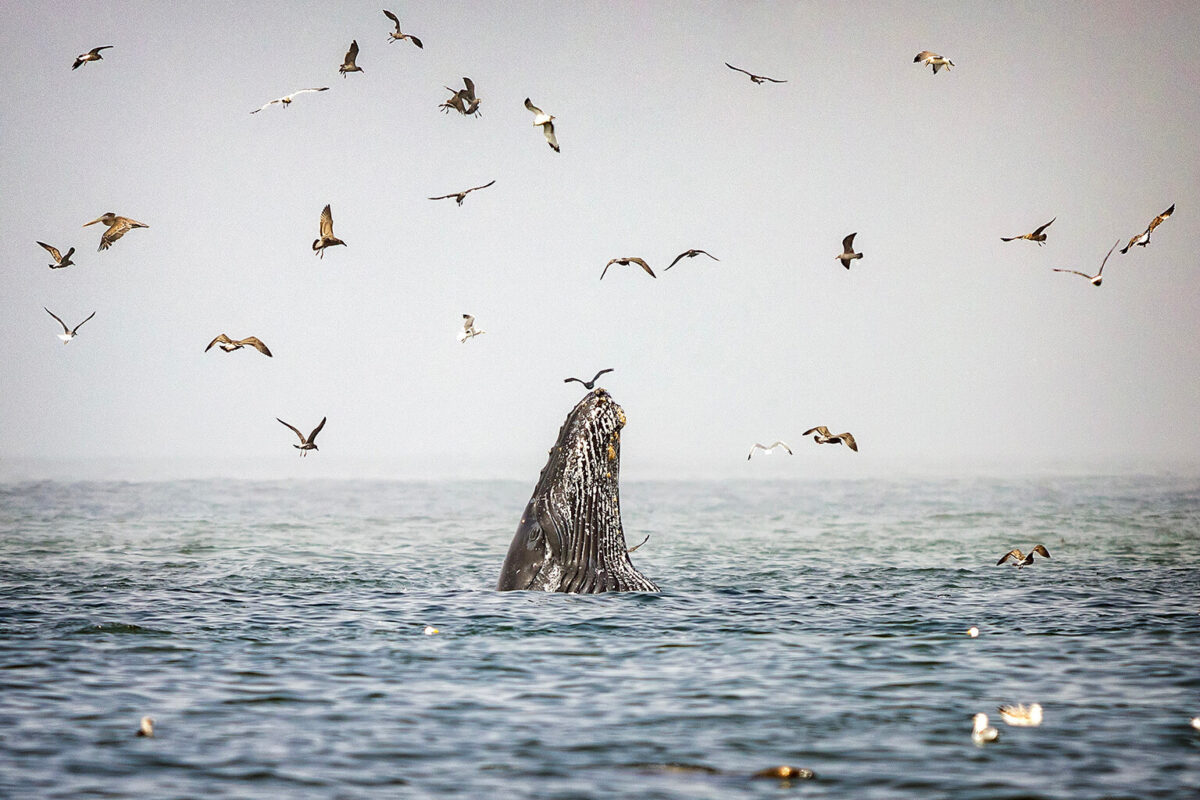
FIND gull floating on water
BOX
[836,233,862,269]
[339,40,363,77]
[1120,203,1174,253]
[44,307,95,344]
[751,766,815,781]
[312,204,346,258]
[277,416,325,457]
[383,10,423,47]
[747,441,793,460]
[803,426,858,452]
[37,241,75,269]
[1001,217,1056,246]
[73,46,113,70]
[724,62,786,83]
[83,213,147,251]
[564,368,613,390]
[137,716,154,737]
[428,180,495,206]
[251,87,329,113]
[1191,716,1200,731]
[972,713,999,744]
[1053,240,1118,287]
[665,249,719,270]
[996,544,1051,567]
[458,314,484,342]
[524,98,559,152]
[967,626,979,637]
[997,703,1043,727]
[914,51,955,73]
[205,334,272,357]
[601,257,655,280]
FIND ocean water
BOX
[1,476,1199,799]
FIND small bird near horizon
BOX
[205,334,272,357]
[312,204,346,258]
[1120,203,1174,253]
[428,180,495,206]
[458,314,484,343]
[37,242,75,269]
[601,257,655,280]
[339,40,363,77]
[1001,217,1056,246]
[836,233,862,269]
[724,62,786,83]
[251,87,329,113]
[382,10,422,47]
[73,46,112,70]
[137,716,154,737]
[914,51,955,73]
[803,426,858,452]
[524,98,559,152]
[972,713,999,745]
[277,416,326,457]
[44,307,95,344]
[996,544,1051,567]
[1053,240,1118,286]
[564,368,613,390]
[998,703,1043,727]
[83,213,147,251]
[747,441,793,460]
[665,249,719,270]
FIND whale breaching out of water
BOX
[497,389,658,593]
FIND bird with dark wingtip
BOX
[564,368,613,390]
[997,544,1050,567]
[665,249,718,270]
[44,307,96,344]
[277,417,326,457]
[37,242,75,269]
[747,441,792,460]
[601,257,655,280]
[803,426,858,451]
[836,233,862,269]
[312,205,346,258]
[524,98,559,152]
[205,334,272,357]
[73,45,112,70]
[725,62,786,83]
[83,213,148,251]
[382,10,423,47]
[1001,217,1056,246]
[1053,240,1118,286]
[1120,203,1174,253]
[339,40,363,77]
[429,180,495,206]
[914,50,954,73]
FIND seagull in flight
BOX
[725,62,786,83]
[458,314,484,342]
[803,426,858,451]
[251,87,329,113]
[601,257,655,280]
[1001,217,1056,246]
[83,213,148,251]
[382,10,423,47]
[73,46,113,70]
[524,98,560,152]
[277,416,326,457]
[205,334,273,357]
[564,368,614,390]
[1053,240,1118,286]
[665,249,719,270]
[37,242,75,269]
[747,441,793,460]
[312,204,346,258]
[44,307,95,344]
[339,40,363,77]
[440,78,481,116]
[996,544,1050,567]
[428,180,495,206]
[1120,203,1175,253]
[836,233,862,269]
[914,51,955,73]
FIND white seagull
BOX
[971,713,999,745]
[137,716,154,737]
[914,51,955,73]
[251,87,329,114]
[458,314,484,342]
[1053,241,1118,287]
[747,441,793,460]
[524,98,559,152]
[997,703,1043,727]
[44,307,95,344]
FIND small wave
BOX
[70,622,172,636]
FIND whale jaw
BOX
[497,389,659,593]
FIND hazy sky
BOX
[2,1,1198,481]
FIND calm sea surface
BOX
[1,477,1199,799]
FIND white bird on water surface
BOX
[137,716,154,737]
[997,703,1043,727]
[972,713,999,745]
[44,307,95,344]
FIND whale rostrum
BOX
[498,389,659,593]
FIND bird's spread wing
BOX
[725,62,752,76]
[469,180,496,193]
[308,417,327,443]
[842,232,857,252]
[383,9,400,27]
[762,75,787,83]
[1097,240,1119,276]
[1032,544,1050,558]
[695,249,718,261]
[1000,236,1019,242]
[543,121,559,151]
[37,242,62,260]
[630,257,655,277]
[1052,269,1092,278]
[997,549,1022,565]
[627,534,650,554]
[747,443,764,459]
[241,337,272,356]
[600,259,618,280]
[1032,217,1056,236]
[1147,203,1175,233]
[345,40,359,63]
[320,205,334,237]
[803,426,832,437]
[91,46,114,55]
[44,307,69,333]
[564,377,585,386]
[277,418,306,443]
[461,77,476,100]
[462,314,475,329]
[770,441,793,455]
[205,333,233,352]
[524,97,542,115]
[591,368,614,383]
[72,311,96,334]
[665,251,688,270]
[914,51,936,62]
[836,433,858,452]
[252,98,280,113]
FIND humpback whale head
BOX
[498,389,659,593]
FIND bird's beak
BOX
[83,217,102,227]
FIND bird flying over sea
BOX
[996,544,1051,567]
[836,233,862,269]
[428,180,495,206]
[44,307,95,344]
[312,204,346,258]
[83,213,147,251]
[205,334,273,357]
[277,416,325,457]
[997,703,1044,727]
[665,249,719,270]
[1053,240,1118,286]
[37,242,75,269]
[251,87,329,113]
[747,441,793,460]
[382,10,422,47]
[601,257,655,280]
[1120,203,1174,253]
[1001,217,1056,246]
[803,426,858,452]
[564,369,613,390]
[73,46,112,70]
[724,62,786,83]
[524,98,559,152]
[914,51,955,73]
[339,40,363,77]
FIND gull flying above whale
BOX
[724,62,786,83]
[312,204,346,258]
[803,426,858,451]
[458,314,484,342]
[914,51,955,73]
[1001,217,1056,246]
[747,441,793,460]
[564,368,613,390]
[524,98,560,152]
[382,10,423,47]
[251,87,329,113]
[73,46,113,70]
[1120,203,1174,253]
[665,249,719,270]
[428,180,495,206]
[601,257,655,280]
[83,213,147,251]
[277,416,325,457]
[44,307,95,344]
[836,233,862,269]
[997,544,1050,567]
[1053,240,1118,286]
[339,40,363,77]
[37,242,75,269]
[205,334,272,357]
